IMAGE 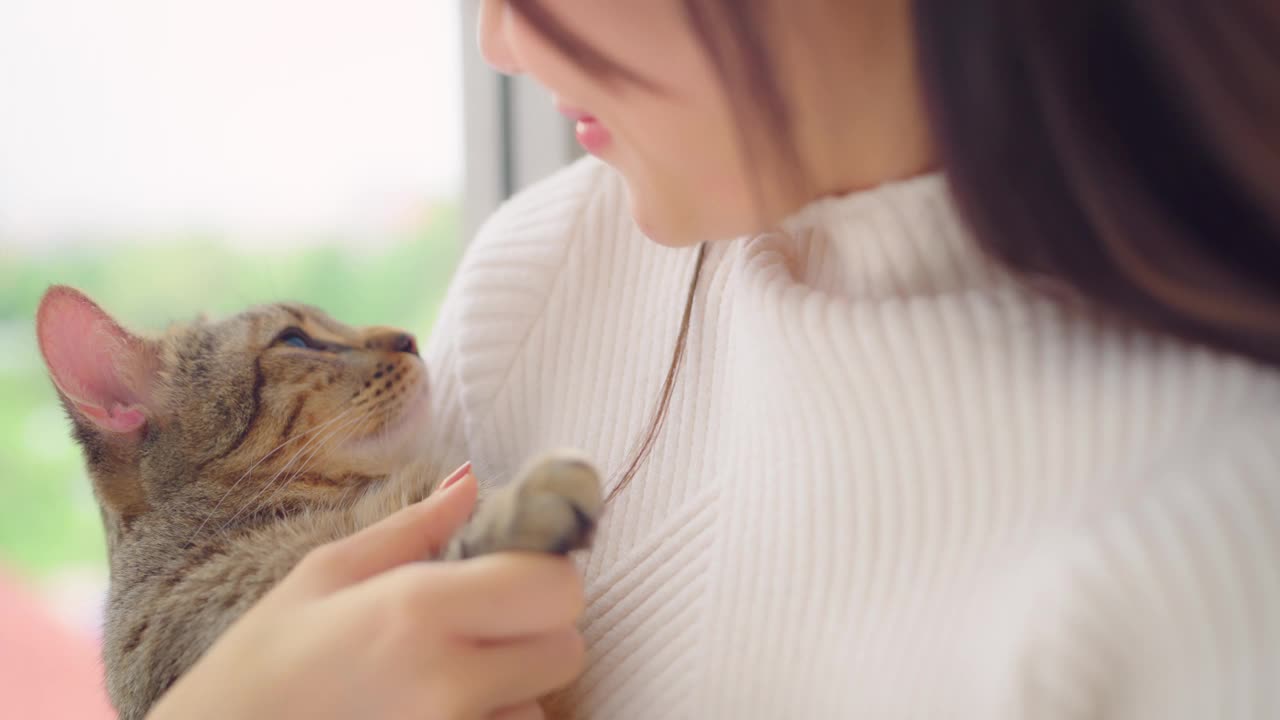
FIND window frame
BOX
[460,1,582,241]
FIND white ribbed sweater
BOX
[421,158,1280,719]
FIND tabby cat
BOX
[34,286,601,720]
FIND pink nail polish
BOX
[439,462,472,491]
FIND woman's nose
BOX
[477,0,524,75]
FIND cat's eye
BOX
[275,327,315,350]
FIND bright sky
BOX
[0,0,463,248]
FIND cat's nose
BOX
[365,330,419,356]
[391,333,419,356]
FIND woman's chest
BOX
[471,247,1261,717]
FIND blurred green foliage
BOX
[0,205,459,576]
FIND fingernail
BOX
[439,462,472,492]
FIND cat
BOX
[34,285,602,720]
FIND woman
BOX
[151,0,1280,718]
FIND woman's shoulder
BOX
[1095,395,1280,562]
[977,393,1280,715]
[450,155,633,334]
[438,157,664,431]
[449,155,625,343]
[470,155,623,261]
[1059,370,1280,584]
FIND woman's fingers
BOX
[447,628,585,713]
[489,702,546,720]
[263,467,587,718]
[444,554,585,638]
[287,471,480,598]
[335,556,585,715]
[373,552,585,639]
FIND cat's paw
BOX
[444,451,603,560]
[509,451,603,555]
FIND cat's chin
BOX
[340,380,432,471]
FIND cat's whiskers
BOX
[332,475,362,513]
[218,406,375,533]
[252,408,375,520]
[309,397,409,515]
[365,401,396,449]
[185,403,366,547]
[219,408,372,532]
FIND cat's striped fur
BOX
[35,287,601,720]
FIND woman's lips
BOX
[556,102,612,154]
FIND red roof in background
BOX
[0,566,117,719]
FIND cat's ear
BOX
[36,286,161,436]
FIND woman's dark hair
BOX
[508,0,1280,498]
[916,0,1280,364]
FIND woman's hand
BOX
[147,469,587,720]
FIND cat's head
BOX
[35,286,429,540]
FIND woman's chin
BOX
[624,180,756,248]
[628,197,699,248]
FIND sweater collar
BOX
[759,171,1005,299]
